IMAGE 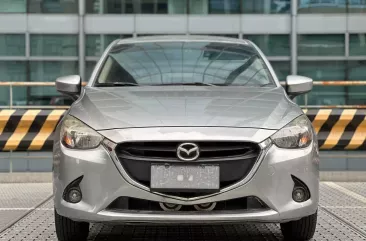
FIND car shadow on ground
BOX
[88,223,285,241]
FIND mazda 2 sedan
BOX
[53,36,319,241]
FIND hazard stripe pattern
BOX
[0,109,365,151]
[305,109,366,150]
[0,109,65,151]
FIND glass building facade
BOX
[0,0,366,106]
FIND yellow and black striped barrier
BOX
[304,109,366,150]
[0,110,66,151]
[0,109,365,151]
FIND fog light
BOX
[292,187,306,203]
[68,188,82,203]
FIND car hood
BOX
[69,86,303,131]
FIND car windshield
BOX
[94,41,276,87]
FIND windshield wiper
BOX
[95,82,139,87]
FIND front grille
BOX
[115,141,261,193]
[116,141,258,160]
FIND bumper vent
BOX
[106,196,268,212]
[115,141,261,192]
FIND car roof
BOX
[115,35,252,46]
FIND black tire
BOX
[280,211,317,241]
[54,209,89,241]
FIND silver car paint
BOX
[53,126,319,224]
[53,36,319,224]
[68,86,303,131]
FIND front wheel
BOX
[54,209,89,241]
[280,211,317,241]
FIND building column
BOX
[79,0,86,81]
[291,0,298,75]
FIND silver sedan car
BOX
[53,36,319,241]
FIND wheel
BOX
[280,211,317,241]
[54,209,89,241]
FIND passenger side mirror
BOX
[56,75,82,100]
[285,75,313,99]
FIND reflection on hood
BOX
[69,86,303,131]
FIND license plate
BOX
[150,164,220,191]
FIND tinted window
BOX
[271,61,290,81]
[349,34,366,56]
[0,35,26,56]
[243,0,290,14]
[245,35,290,56]
[298,34,345,56]
[298,0,346,13]
[30,35,78,56]
[87,0,187,14]
[28,0,78,13]
[95,41,275,87]
[0,0,26,13]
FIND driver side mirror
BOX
[55,75,82,100]
[285,75,313,99]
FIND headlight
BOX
[60,115,103,149]
[270,115,313,149]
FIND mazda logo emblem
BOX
[177,143,200,161]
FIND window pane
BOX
[298,0,346,13]
[29,61,78,98]
[0,0,26,13]
[348,60,366,80]
[86,34,133,56]
[347,60,366,104]
[31,35,78,56]
[0,61,27,106]
[270,61,290,81]
[297,86,347,105]
[349,34,366,56]
[0,35,25,56]
[190,0,209,13]
[209,0,240,13]
[243,0,290,14]
[27,86,73,106]
[298,35,345,56]
[190,0,240,14]
[298,61,346,80]
[89,0,187,14]
[86,0,99,13]
[103,0,135,13]
[297,61,346,106]
[245,35,290,56]
[28,0,78,13]
[348,0,366,13]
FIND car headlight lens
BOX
[270,115,313,149]
[60,115,103,149]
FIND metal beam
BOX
[79,0,86,81]
[291,0,298,75]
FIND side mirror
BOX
[285,75,313,98]
[56,75,81,100]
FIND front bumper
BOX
[53,128,319,224]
